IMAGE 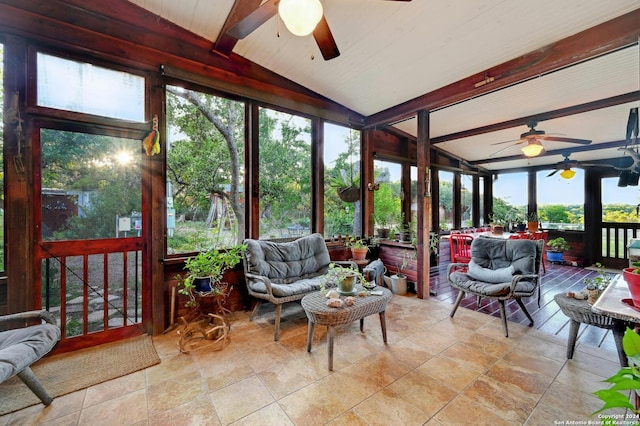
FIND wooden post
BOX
[416,110,431,298]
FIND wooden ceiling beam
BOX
[364,8,640,130]
[212,0,263,58]
[431,91,640,144]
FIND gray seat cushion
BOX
[244,233,331,284]
[0,324,61,381]
[248,275,325,297]
[449,271,536,296]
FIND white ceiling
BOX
[128,0,640,172]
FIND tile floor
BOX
[0,293,630,425]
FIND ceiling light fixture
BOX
[278,0,323,37]
[521,140,544,157]
[559,168,576,179]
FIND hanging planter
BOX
[337,186,360,202]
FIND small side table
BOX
[301,286,392,371]
[554,293,632,367]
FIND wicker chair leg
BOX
[515,298,534,326]
[17,367,53,406]
[612,322,628,367]
[273,304,282,341]
[450,291,465,318]
[567,319,580,359]
[498,301,509,337]
[249,301,262,321]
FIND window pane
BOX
[324,124,359,238]
[166,86,245,253]
[601,176,640,223]
[537,169,584,230]
[373,160,401,237]
[438,171,453,231]
[40,129,141,241]
[0,43,4,271]
[479,176,485,225]
[37,53,144,122]
[259,108,311,240]
[461,174,473,227]
[493,172,527,228]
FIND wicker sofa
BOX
[243,233,355,340]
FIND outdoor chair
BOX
[449,233,473,265]
[0,310,61,405]
[447,237,544,337]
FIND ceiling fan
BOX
[546,152,609,179]
[220,0,412,61]
[491,121,592,158]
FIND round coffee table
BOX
[301,286,392,370]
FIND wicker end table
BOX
[301,286,392,371]
[554,293,633,367]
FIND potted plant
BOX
[527,211,540,232]
[177,244,247,308]
[372,213,391,239]
[623,262,640,308]
[345,236,369,261]
[514,214,527,232]
[592,327,640,419]
[489,213,506,235]
[322,263,368,295]
[583,262,614,305]
[547,237,570,263]
[330,168,360,203]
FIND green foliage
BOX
[603,204,640,223]
[592,328,640,420]
[344,236,368,250]
[584,263,614,292]
[539,205,571,224]
[547,237,570,252]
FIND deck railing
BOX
[601,222,640,261]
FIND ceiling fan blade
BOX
[489,142,520,157]
[227,0,278,40]
[491,138,521,146]
[541,135,592,145]
[313,15,340,60]
[547,169,559,177]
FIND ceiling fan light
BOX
[521,140,544,157]
[278,0,323,37]
[559,168,576,179]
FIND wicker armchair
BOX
[243,233,355,341]
[0,310,61,405]
[448,237,544,337]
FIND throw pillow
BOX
[467,259,515,283]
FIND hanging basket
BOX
[337,186,360,202]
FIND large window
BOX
[373,160,401,236]
[324,124,360,237]
[438,171,453,230]
[461,173,473,227]
[40,130,141,241]
[166,86,245,253]
[259,107,311,239]
[601,176,640,223]
[37,53,144,122]
[493,172,527,226]
[537,169,584,230]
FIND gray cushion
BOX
[449,271,536,296]
[0,324,61,381]
[244,233,331,283]
[468,259,514,283]
[248,275,325,297]
[472,237,536,274]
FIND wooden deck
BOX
[428,253,625,354]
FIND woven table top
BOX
[553,293,616,329]
[301,286,392,326]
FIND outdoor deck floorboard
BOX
[428,255,621,353]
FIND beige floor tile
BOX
[258,355,323,399]
[241,341,295,372]
[279,380,349,426]
[324,410,368,425]
[209,375,274,425]
[441,341,499,373]
[5,390,86,426]
[147,370,206,413]
[228,402,294,426]
[149,394,220,426]
[352,387,431,426]
[83,370,146,408]
[435,394,514,426]
[462,375,539,424]
[418,354,480,392]
[387,370,458,417]
[77,388,148,426]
